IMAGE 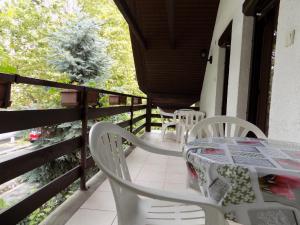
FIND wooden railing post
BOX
[80,88,88,190]
[146,98,152,132]
[130,97,134,133]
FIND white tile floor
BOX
[65,131,237,225]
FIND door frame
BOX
[218,22,232,115]
[247,1,279,134]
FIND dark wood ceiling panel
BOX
[119,0,220,108]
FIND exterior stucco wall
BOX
[268,0,300,142]
[200,0,253,119]
[201,0,300,142]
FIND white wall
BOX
[200,0,300,142]
[268,0,300,142]
[200,0,253,119]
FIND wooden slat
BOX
[151,122,176,129]
[132,114,146,124]
[166,0,176,48]
[15,75,84,91]
[133,123,146,134]
[132,104,147,111]
[0,166,81,225]
[0,73,16,83]
[0,106,147,134]
[0,137,82,185]
[151,114,161,118]
[152,113,175,119]
[88,105,146,120]
[0,109,81,134]
[96,89,146,99]
[117,119,131,128]
[0,74,147,99]
[151,122,162,127]
[88,106,132,119]
[113,0,147,48]
[151,106,199,110]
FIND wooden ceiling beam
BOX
[113,0,147,49]
[166,0,176,48]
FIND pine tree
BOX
[48,13,111,85]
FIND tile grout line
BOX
[79,208,116,212]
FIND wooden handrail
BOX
[0,109,81,134]
[0,73,147,99]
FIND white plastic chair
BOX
[158,107,177,139]
[188,116,266,142]
[176,110,206,146]
[89,122,228,225]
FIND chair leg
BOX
[162,128,166,140]
[176,125,181,142]
[179,128,186,150]
[176,124,184,143]
[161,125,167,140]
[204,207,228,225]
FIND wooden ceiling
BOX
[114,0,220,108]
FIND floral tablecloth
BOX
[184,137,300,225]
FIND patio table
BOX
[184,137,300,225]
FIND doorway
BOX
[219,22,232,115]
[247,1,279,135]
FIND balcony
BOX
[0,74,240,225]
[1,0,299,223]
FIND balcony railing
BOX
[0,73,151,225]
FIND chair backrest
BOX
[89,122,139,213]
[176,110,206,130]
[189,116,267,141]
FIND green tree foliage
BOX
[79,0,144,95]
[0,0,69,109]
[48,14,111,85]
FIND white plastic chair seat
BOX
[129,199,205,225]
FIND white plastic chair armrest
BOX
[164,112,175,117]
[133,135,182,157]
[163,121,177,128]
[89,122,182,157]
[100,163,223,213]
[158,107,174,117]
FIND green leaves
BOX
[48,13,112,85]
